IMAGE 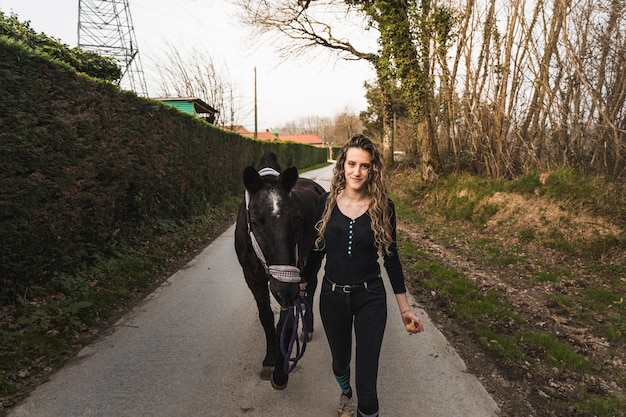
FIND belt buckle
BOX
[341,285,352,294]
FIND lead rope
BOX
[280,295,310,374]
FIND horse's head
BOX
[243,162,302,309]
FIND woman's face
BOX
[343,147,372,193]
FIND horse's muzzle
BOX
[269,277,301,309]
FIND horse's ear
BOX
[243,166,263,193]
[280,166,299,192]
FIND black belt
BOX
[324,276,380,294]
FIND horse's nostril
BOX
[273,289,296,308]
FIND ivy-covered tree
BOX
[348,0,446,179]
[0,11,122,82]
[238,0,453,176]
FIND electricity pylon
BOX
[78,0,149,97]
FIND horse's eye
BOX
[250,216,264,228]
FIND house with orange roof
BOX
[225,126,325,147]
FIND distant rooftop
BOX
[224,126,325,147]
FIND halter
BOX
[245,167,301,284]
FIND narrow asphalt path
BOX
[9,164,500,417]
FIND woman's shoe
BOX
[338,393,355,417]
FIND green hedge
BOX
[0,11,122,82]
[0,37,326,303]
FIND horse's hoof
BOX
[270,373,288,390]
[260,366,274,380]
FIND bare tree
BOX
[275,108,362,145]
[277,115,334,139]
[151,42,244,128]
[332,107,364,141]
[236,0,400,165]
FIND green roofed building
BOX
[154,97,219,124]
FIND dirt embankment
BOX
[397,190,625,417]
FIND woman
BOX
[302,134,424,417]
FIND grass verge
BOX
[0,196,240,413]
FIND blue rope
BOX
[280,295,310,374]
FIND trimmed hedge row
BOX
[0,37,327,303]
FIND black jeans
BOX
[320,276,387,416]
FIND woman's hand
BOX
[401,310,424,334]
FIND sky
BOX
[0,0,377,131]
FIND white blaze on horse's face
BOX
[269,189,281,217]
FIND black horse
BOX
[234,152,324,390]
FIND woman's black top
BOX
[302,192,407,294]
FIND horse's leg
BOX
[257,298,278,380]
[271,308,291,390]
[246,273,277,380]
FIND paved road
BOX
[9,164,500,417]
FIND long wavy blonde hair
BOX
[315,134,394,255]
